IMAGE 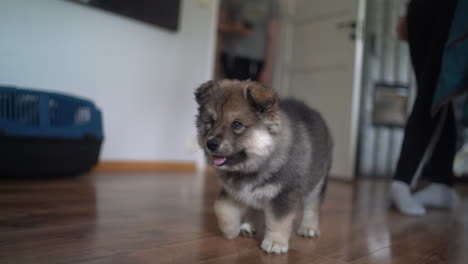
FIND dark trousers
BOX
[394,0,458,186]
[220,53,264,81]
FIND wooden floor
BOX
[1,172,467,264]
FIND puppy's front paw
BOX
[240,222,256,237]
[297,227,320,238]
[219,224,240,240]
[261,239,289,254]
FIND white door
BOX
[277,0,366,179]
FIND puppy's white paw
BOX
[240,222,256,237]
[261,239,289,254]
[297,227,320,238]
[220,226,239,240]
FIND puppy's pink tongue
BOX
[213,156,227,166]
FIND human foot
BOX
[414,183,458,209]
[390,181,426,216]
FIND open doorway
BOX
[213,0,367,179]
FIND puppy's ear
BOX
[195,80,217,105]
[245,82,279,115]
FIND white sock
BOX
[414,183,459,209]
[390,180,426,216]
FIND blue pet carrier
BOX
[0,86,103,177]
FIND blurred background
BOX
[0,0,466,179]
[1,1,468,263]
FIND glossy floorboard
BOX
[1,172,467,264]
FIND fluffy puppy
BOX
[195,80,333,254]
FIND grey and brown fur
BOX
[195,80,333,254]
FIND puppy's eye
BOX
[231,121,243,130]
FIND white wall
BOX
[0,0,219,163]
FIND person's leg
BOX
[220,53,235,79]
[250,60,265,81]
[393,0,441,185]
[453,141,468,177]
[414,104,459,208]
[424,104,457,186]
[391,0,437,216]
[221,53,251,80]
[390,0,457,215]
[233,57,252,80]
[395,0,458,184]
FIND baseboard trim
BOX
[93,161,197,173]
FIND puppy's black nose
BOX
[207,138,221,152]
